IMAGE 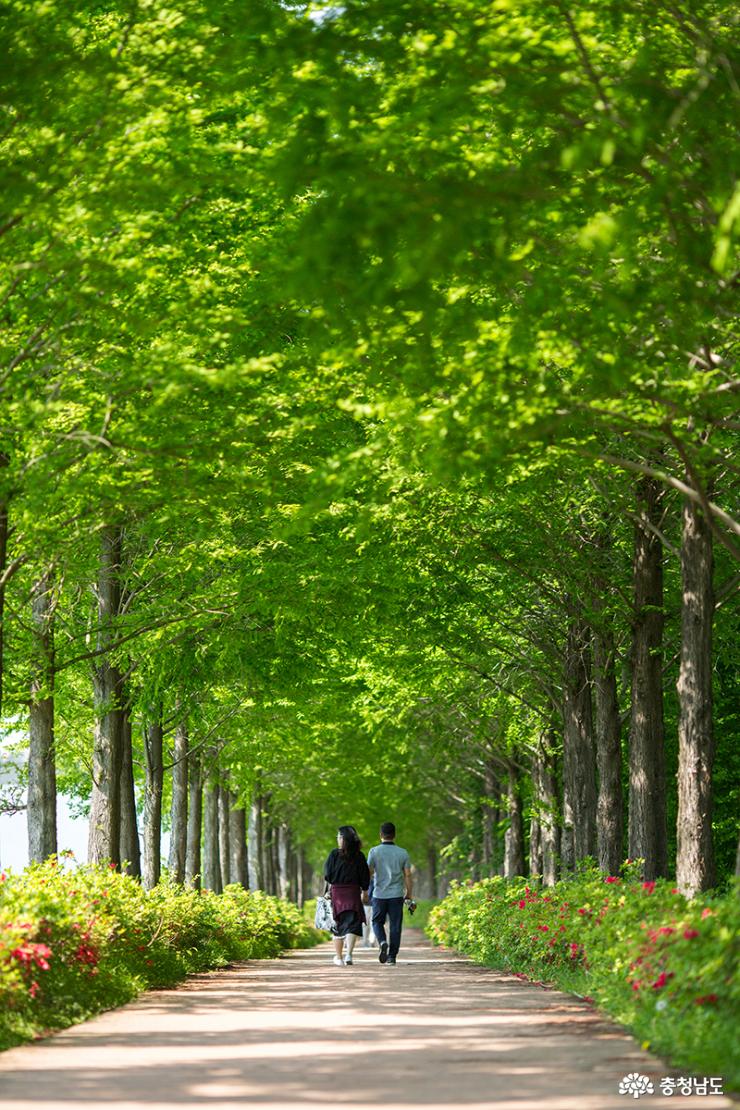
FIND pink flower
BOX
[701,908,713,919]
[683,929,699,940]
[29,981,40,999]
[658,926,674,936]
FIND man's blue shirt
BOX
[367,842,411,899]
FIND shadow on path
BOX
[0,933,732,1110]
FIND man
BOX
[367,821,413,965]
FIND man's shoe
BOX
[387,958,396,965]
[344,954,353,965]
[378,941,389,964]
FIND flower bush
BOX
[427,865,739,1088]
[0,857,321,1050]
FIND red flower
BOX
[538,925,549,933]
[29,981,40,999]
[642,881,656,894]
[683,929,699,940]
[701,908,713,919]
[517,900,526,909]
[695,993,718,1006]
[651,971,673,989]
[657,926,673,936]
[604,876,619,884]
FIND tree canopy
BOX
[1,0,738,898]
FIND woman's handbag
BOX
[314,894,335,931]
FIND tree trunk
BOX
[142,716,163,890]
[537,730,560,886]
[119,701,141,878]
[563,615,597,862]
[296,846,305,904]
[427,845,438,899]
[27,572,57,863]
[593,612,624,875]
[185,749,202,889]
[203,780,221,892]
[248,795,262,889]
[277,825,290,899]
[629,477,668,879]
[168,720,188,883]
[561,782,575,873]
[88,527,124,867]
[228,796,248,887]
[301,854,314,901]
[528,755,542,878]
[287,842,299,902]
[503,763,525,877]
[219,784,231,890]
[481,763,498,874]
[265,821,279,895]
[676,499,715,895]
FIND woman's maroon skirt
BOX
[330,883,365,937]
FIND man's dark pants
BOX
[371,896,404,959]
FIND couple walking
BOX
[323,822,412,967]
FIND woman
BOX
[323,825,370,966]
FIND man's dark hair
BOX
[380,821,396,839]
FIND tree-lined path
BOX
[0,933,732,1110]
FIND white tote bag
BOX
[314,895,335,931]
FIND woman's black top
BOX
[323,848,370,889]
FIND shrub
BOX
[428,865,739,1089]
[0,857,321,1050]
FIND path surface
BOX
[0,933,733,1110]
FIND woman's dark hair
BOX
[338,825,361,857]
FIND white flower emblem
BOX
[618,1073,655,1099]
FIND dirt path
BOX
[0,932,732,1109]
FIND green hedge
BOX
[427,867,739,1088]
[0,856,321,1050]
